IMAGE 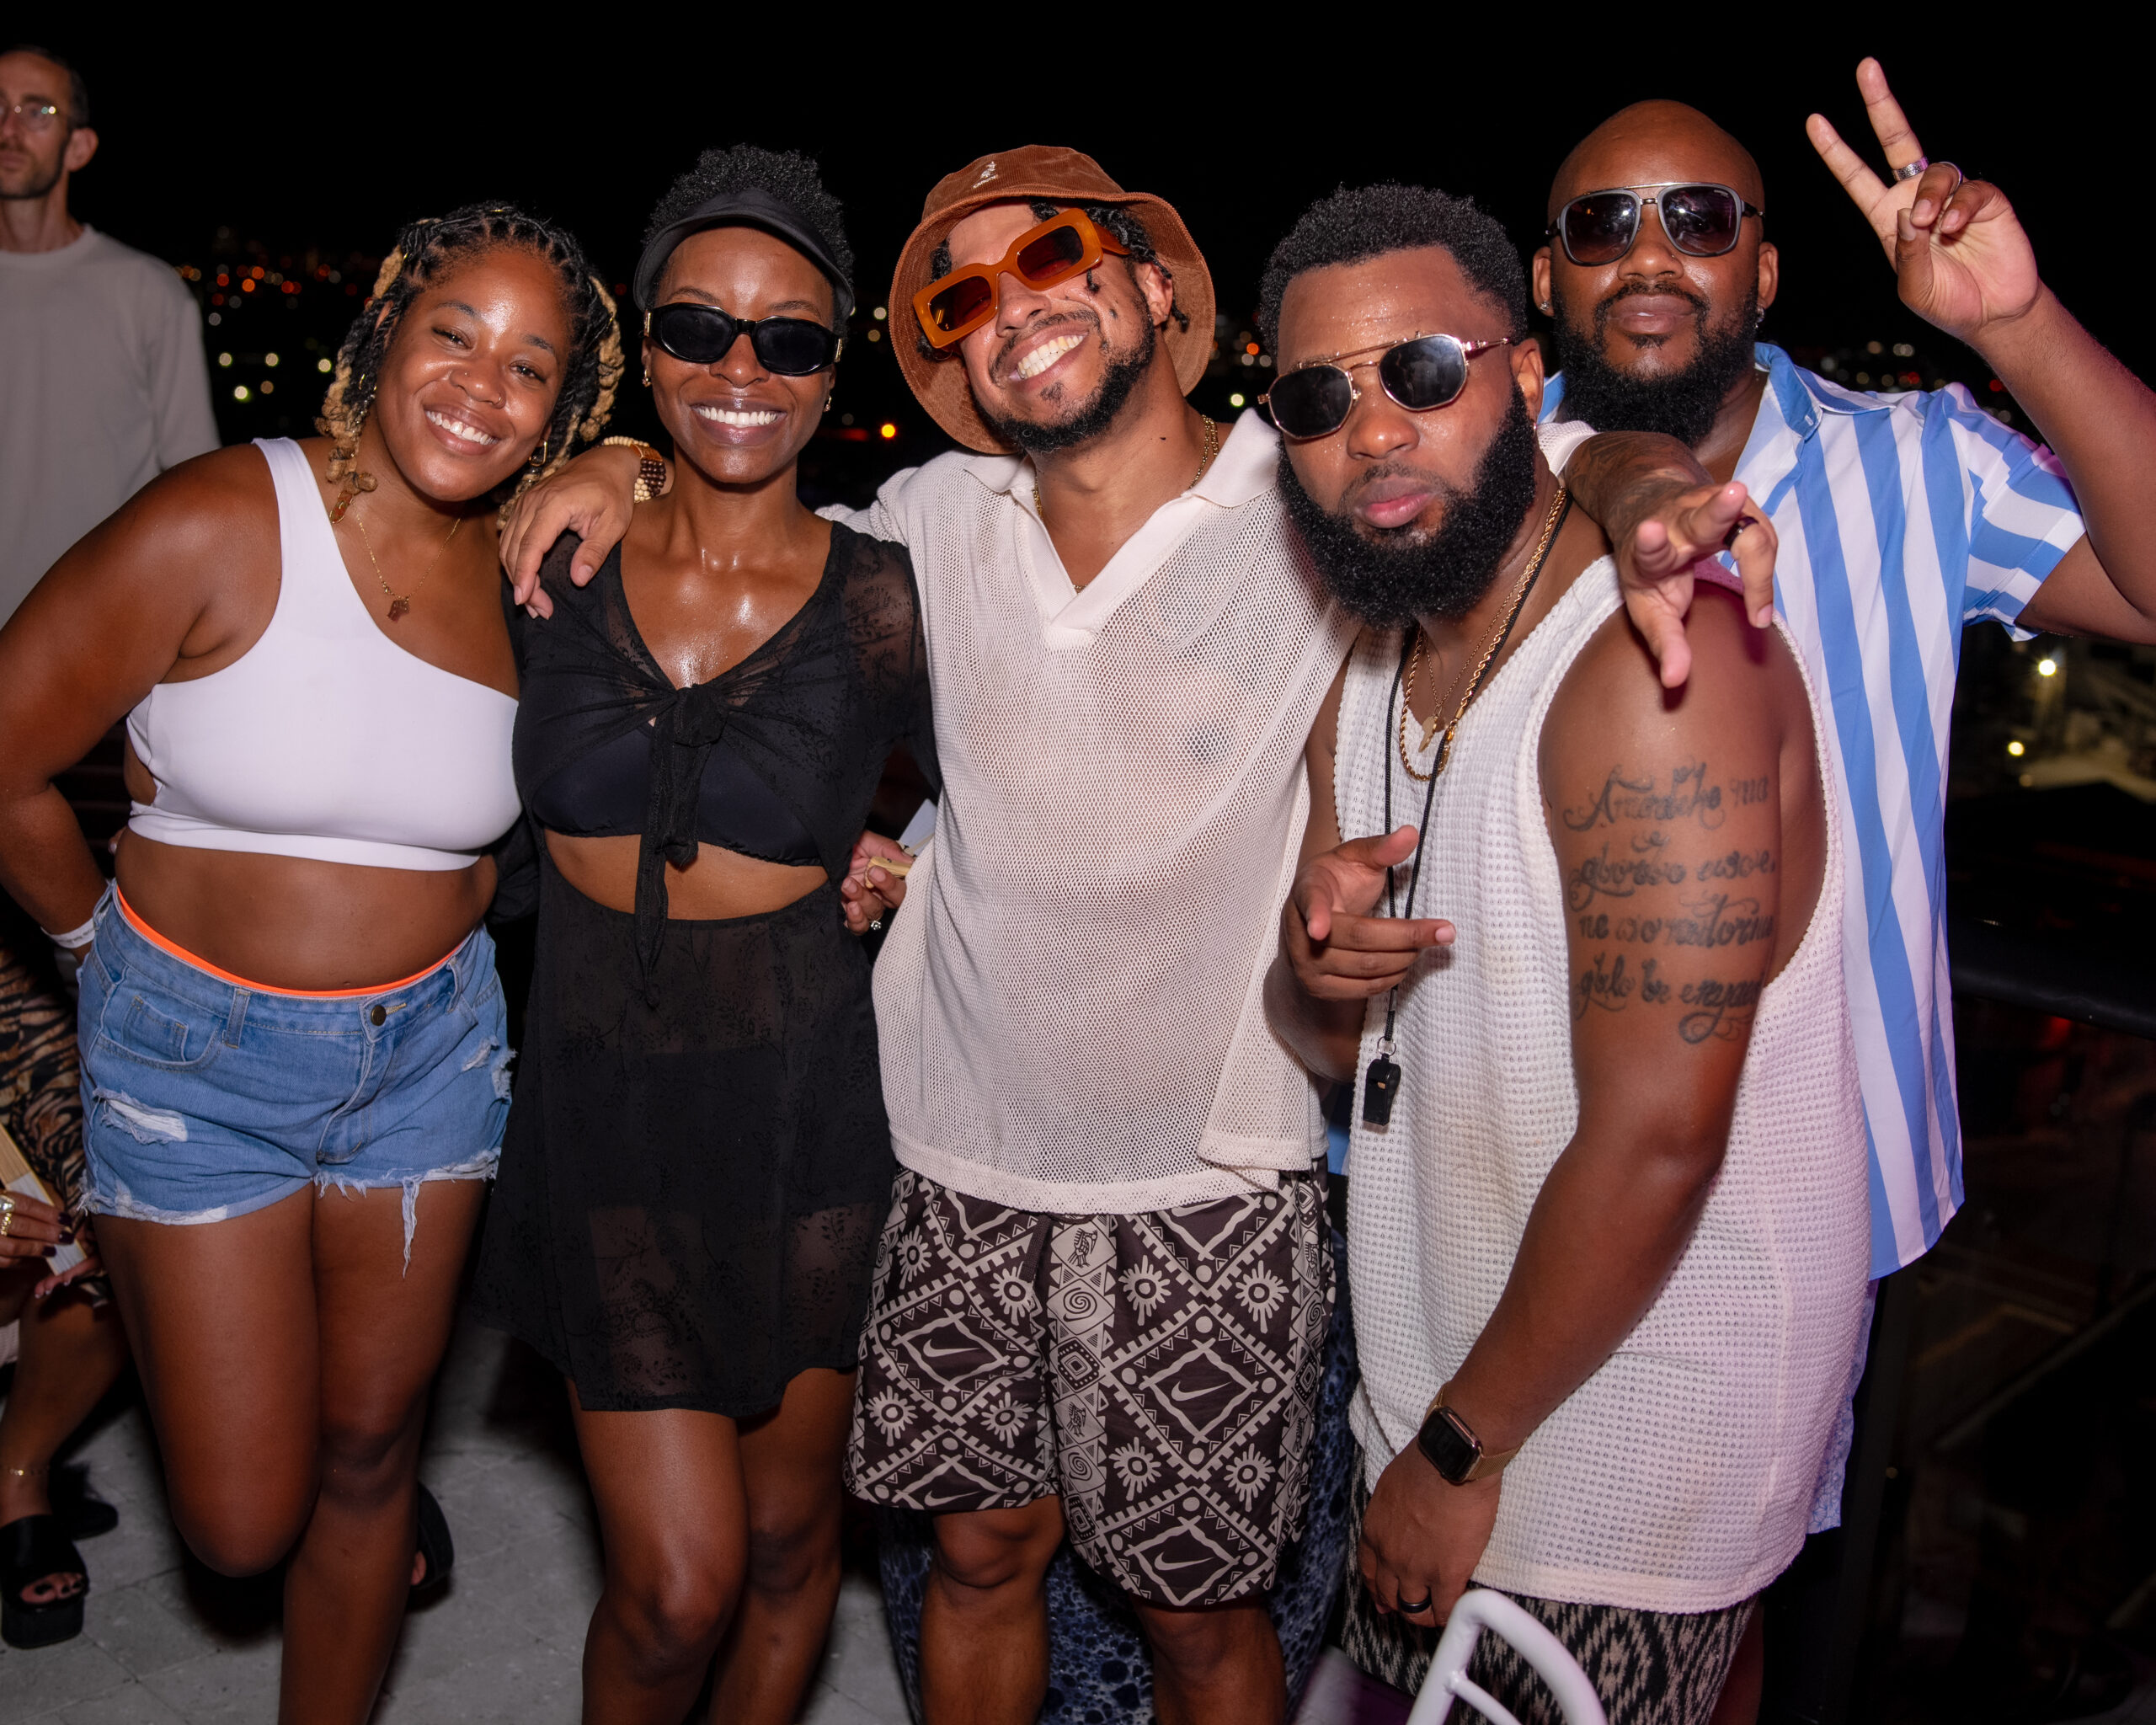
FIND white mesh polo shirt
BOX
[842,412,1590,1215]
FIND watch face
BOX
[1417,1406,1481,1484]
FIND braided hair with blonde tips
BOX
[315,203,623,519]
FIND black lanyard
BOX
[1361,493,1571,1126]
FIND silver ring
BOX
[1893,157,1930,183]
[868,919,883,932]
[1396,1594,1433,1615]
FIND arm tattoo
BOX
[1561,761,1775,1043]
[1561,431,1714,542]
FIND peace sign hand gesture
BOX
[1806,57,2041,347]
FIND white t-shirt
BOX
[0,226,219,623]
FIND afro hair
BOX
[1257,183,1526,354]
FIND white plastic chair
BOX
[1404,1589,1609,1725]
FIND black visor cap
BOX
[633,188,855,326]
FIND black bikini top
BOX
[510,522,937,975]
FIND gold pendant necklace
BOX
[1398,482,1569,782]
[1033,414,1217,527]
[351,509,462,622]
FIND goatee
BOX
[1280,388,1540,628]
[1551,281,1759,448]
[979,312,1157,456]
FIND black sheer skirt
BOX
[472,852,894,1416]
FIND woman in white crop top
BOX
[0,204,622,1717]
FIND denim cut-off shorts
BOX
[79,888,510,1261]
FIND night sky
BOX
[31,33,2139,461]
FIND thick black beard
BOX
[1280,390,1540,628]
[1551,282,1759,447]
[977,311,1158,456]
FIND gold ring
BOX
[1,1210,13,1238]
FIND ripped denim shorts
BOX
[78,888,509,1236]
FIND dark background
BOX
[24,32,2137,472]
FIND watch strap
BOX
[1419,1385,1523,1484]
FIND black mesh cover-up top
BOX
[471,521,937,1416]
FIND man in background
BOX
[0,44,216,625]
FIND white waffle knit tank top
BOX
[126,439,520,870]
[1339,557,1871,1613]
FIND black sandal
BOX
[51,1463,120,1541]
[2,1514,88,1649]
[409,1483,454,1599]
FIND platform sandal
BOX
[2,1513,87,1648]
[409,1482,454,1600]
[51,1462,120,1541]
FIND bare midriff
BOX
[545,831,827,921]
[114,832,493,994]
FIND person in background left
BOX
[0,44,216,627]
[0,39,206,1652]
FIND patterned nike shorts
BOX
[1341,1462,1753,1724]
[845,1168,1332,1609]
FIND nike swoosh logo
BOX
[919,1340,974,1359]
[921,1489,973,1507]
[1169,1382,1226,1402]
[1151,1555,1214,1570]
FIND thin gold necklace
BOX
[351,508,462,622]
[1399,481,1569,782]
[1033,414,1217,528]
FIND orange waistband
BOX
[114,891,461,998]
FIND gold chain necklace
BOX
[350,509,462,622]
[1033,414,1217,526]
[1398,481,1569,782]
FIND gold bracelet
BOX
[600,436,668,504]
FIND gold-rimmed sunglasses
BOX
[1262,333,1513,440]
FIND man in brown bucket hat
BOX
[505,142,1774,1724]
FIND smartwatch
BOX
[1415,1386,1522,1486]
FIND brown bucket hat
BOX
[891,145,1216,455]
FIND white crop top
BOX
[125,438,520,872]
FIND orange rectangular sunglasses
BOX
[912,211,1129,350]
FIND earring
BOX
[643,361,652,387]
[823,395,834,414]
[528,434,548,470]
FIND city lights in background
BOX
[2007,740,2026,757]
[2038,658,2058,677]
[879,423,898,441]
[1230,393,1246,409]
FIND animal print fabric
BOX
[0,917,85,1212]
[846,1169,1331,1608]
[1341,1465,1753,1724]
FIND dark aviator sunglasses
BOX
[1548,182,1764,268]
[1263,332,1513,441]
[644,304,841,376]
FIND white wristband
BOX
[42,916,96,951]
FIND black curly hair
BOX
[643,145,853,320]
[1257,184,1527,355]
[317,202,622,514]
[916,200,1190,365]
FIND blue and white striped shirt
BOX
[1546,344,2085,1277]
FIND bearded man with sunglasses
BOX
[504,146,1769,1725]
[1534,65,2156,1713]
[1263,179,1870,1725]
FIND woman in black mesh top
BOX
[471,149,931,1724]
